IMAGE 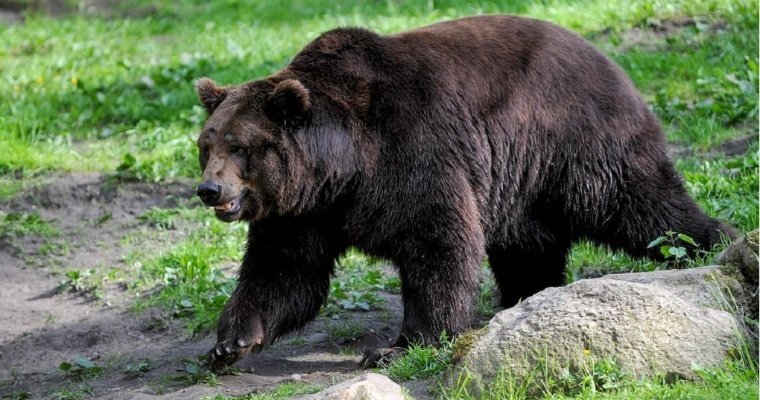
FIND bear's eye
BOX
[229,145,247,156]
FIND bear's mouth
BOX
[212,197,242,220]
[214,199,239,213]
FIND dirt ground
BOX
[0,173,425,399]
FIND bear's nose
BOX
[197,181,222,204]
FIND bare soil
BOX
[0,173,420,399]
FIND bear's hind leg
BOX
[488,240,570,308]
[360,229,484,367]
[598,164,737,259]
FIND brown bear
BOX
[194,15,735,370]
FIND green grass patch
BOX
[138,202,210,229]
[206,381,323,400]
[610,19,758,148]
[131,217,403,333]
[443,353,758,400]
[680,149,759,232]
[0,211,59,238]
[1,0,756,179]
[132,211,246,334]
[382,335,454,381]
[148,357,222,393]
[326,320,366,343]
[325,249,400,314]
[0,177,26,200]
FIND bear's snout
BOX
[197,180,222,204]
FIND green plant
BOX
[324,250,399,314]
[123,359,153,378]
[554,357,628,396]
[286,336,308,346]
[58,357,103,381]
[57,269,96,293]
[157,357,221,387]
[39,242,70,256]
[139,207,181,230]
[647,231,699,268]
[477,266,497,319]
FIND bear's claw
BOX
[206,341,252,371]
[206,336,264,371]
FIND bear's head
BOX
[194,76,359,223]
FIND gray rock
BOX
[300,373,409,400]
[600,266,747,313]
[452,278,744,390]
[307,332,332,344]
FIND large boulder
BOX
[599,266,751,317]
[300,373,409,400]
[451,271,747,390]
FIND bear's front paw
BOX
[207,314,265,371]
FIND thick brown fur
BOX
[195,15,736,370]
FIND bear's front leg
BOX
[207,217,344,371]
[208,285,266,370]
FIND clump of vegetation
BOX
[58,357,103,381]
[57,269,96,293]
[647,231,699,268]
[324,250,400,314]
[382,334,454,381]
[123,358,153,378]
[132,212,245,334]
[0,211,58,238]
[326,320,366,343]
[152,357,221,390]
[207,381,323,400]
[48,386,93,400]
[443,353,759,400]
[39,357,104,399]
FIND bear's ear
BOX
[196,77,228,114]
[264,79,311,125]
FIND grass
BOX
[680,149,759,231]
[0,211,62,259]
[326,320,367,343]
[0,211,59,238]
[131,210,400,334]
[44,356,104,400]
[0,0,756,180]
[382,336,455,381]
[131,208,245,335]
[206,381,323,400]
[325,249,400,315]
[379,335,757,399]
[442,355,758,400]
[148,357,221,393]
